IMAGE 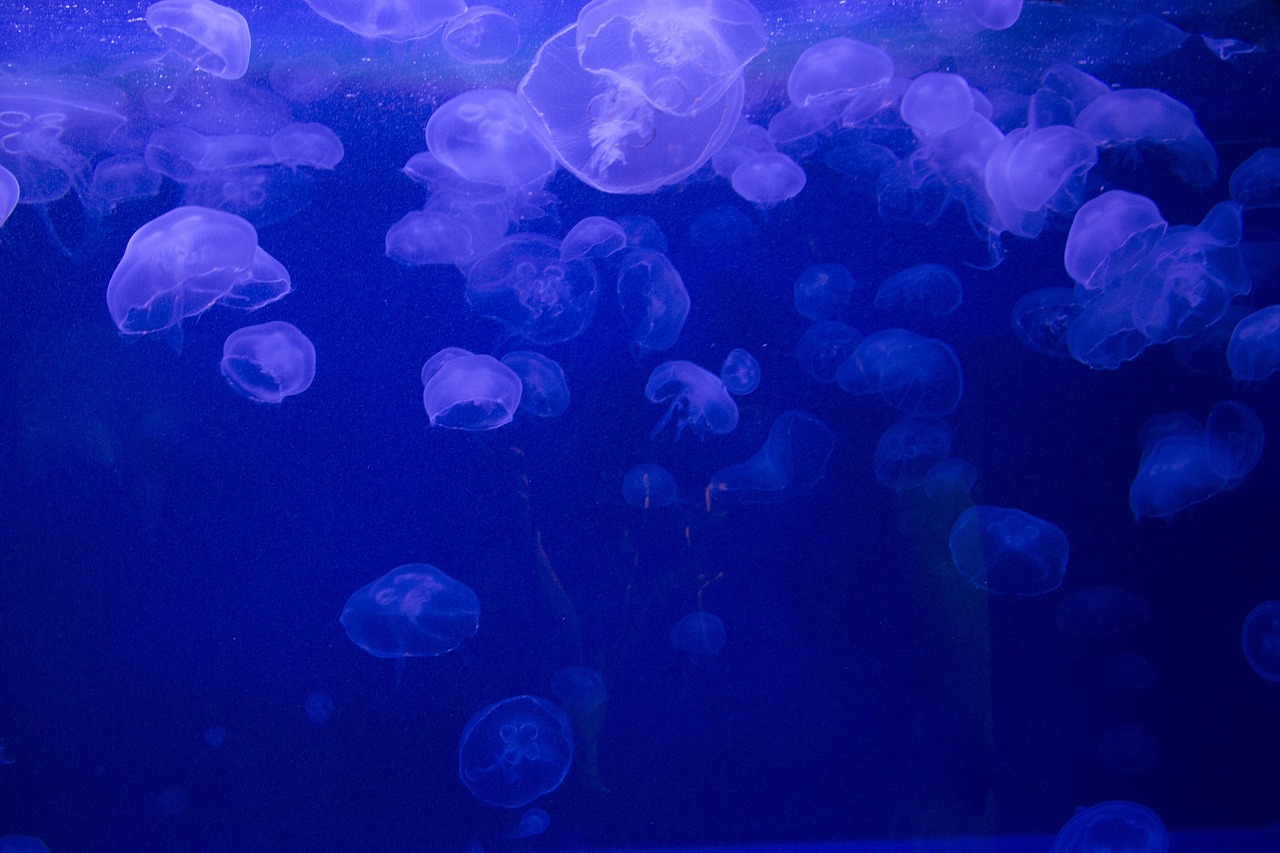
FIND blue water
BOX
[2,1,1279,851]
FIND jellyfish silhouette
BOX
[459,695,574,808]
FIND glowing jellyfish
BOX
[0,838,50,853]
[1075,88,1217,186]
[646,361,739,440]
[948,505,1069,595]
[837,329,963,417]
[550,666,608,714]
[509,808,551,838]
[1050,801,1168,853]
[873,416,952,492]
[922,457,978,499]
[719,348,760,394]
[786,38,894,119]
[458,695,573,808]
[426,89,556,188]
[86,154,163,213]
[1227,305,1280,382]
[442,6,521,64]
[622,463,678,509]
[616,249,690,353]
[708,410,835,505]
[1204,401,1265,488]
[796,320,861,384]
[561,216,627,260]
[221,322,316,403]
[423,353,523,430]
[1011,287,1081,359]
[268,54,340,103]
[385,210,475,266]
[964,0,1022,30]
[1242,600,1280,682]
[730,152,806,205]
[0,164,16,225]
[302,0,467,41]
[466,234,599,345]
[1230,147,1280,208]
[671,612,726,659]
[794,263,856,321]
[202,726,226,748]
[270,123,344,169]
[901,73,975,137]
[1063,190,1166,292]
[500,350,570,418]
[874,263,962,317]
[145,0,251,80]
[341,563,480,659]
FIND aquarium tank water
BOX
[1,0,1280,851]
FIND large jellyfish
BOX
[340,563,480,658]
[645,361,738,440]
[466,234,600,345]
[426,89,556,188]
[144,0,252,80]
[616,248,690,353]
[949,505,1069,596]
[1075,88,1217,186]
[422,353,523,430]
[458,695,573,808]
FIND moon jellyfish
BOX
[730,152,806,205]
[786,38,894,123]
[922,457,978,499]
[900,73,975,137]
[646,361,738,441]
[442,6,521,64]
[1055,588,1150,637]
[797,320,861,384]
[1242,600,1280,682]
[708,410,835,505]
[270,123,344,169]
[86,154,163,213]
[268,54,340,103]
[1204,401,1265,488]
[616,248,690,352]
[874,263,962,317]
[221,322,316,403]
[145,0,251,80]
[671,611,726,659]
[794,263,856,321]
[622,463,678,509]
[574,0,766,117]
[550,666,608,714]
[500,350,570,418]
[561,216,626,260]
[1230,147,1280,208]
[1050,801,1168,853]
[873,416,952,492]
[1063,190,1167,293]
[385,210,475,266]
[985,125,1096,238]
[341,563,480,659]
[949,505,1069,596]
[466,234,600,345]
[1075,88,1218,186]
[509,807,551,838]
[837,329,963,417]
[304,691,334,724]
[0,164,16,225]
[426,89,556,188]
[302,0,467,41]
[1227,305,1280,382]
[1011,287,1081,359]
[459,695,573,808]
[423,353,523,430]
[719,348,760,394]
[964,0,1022,30]
[202,726,226,748]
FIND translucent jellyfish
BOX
[1129,412,1234,520]
[622,463,678,509]
[963,0,1022,30]
[302,0,467,41]
[500,350,570,418]
[0,838,50,853]
[1099,725,1161,775]
[616,248,690,353]
[984,125,1096,238]
[948,505,1069,596]
[730,152,806,205]
[442,6,521,64]
[203,726,227,748]
[671,612,726,659]
[1050,801,1168,853]
[1229,147,1280,208]
[510,808,551,838]
[900,73,975,137]
[1204,400,1264,488]
[1066,285,1148,371]
[1075,88,1218,186]
[1029,65,1109,130]
[0,164,17,225]
[922,457,978,499]
[720,348,760,395]
[1242,600,1280,682]
[458,695,573,808]
[426,89,556,188]
[796,320,861,384]
[874,263,962,317]
[873,417,952,492]
[518,24,743,194]
[340,563,480,658]
[1010,287,1081,359]
[550,666,608,714]
[421,347,475,387]
[1055,588,1150,636]
[1063,190,1166,293]
[145,0,251,80]
[574,0,766,116]
[270,123,344,169]
[0,739,13,764]
[786,38,894,120]
[1227,305,1280,382]
[713,119,776,177]
[385,210,475,266]
[708,410,835,505]
[422,353,523,430]
[794,263,856,321]
[561,216,627,260]
[268,54,341,103]
[144,126,275,180]
[836,329,963,417]
[466,234,600,345]
[617,214,669,252]
[221,322,316,403]
[86,154,163,213]
[304,691,334,724]
[645,361,739,441]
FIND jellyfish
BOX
[500,351,570,418]
[713,119,777,177]
[1204,400,1265,488]
[671,611,726,659]
[442,6,521,64]
[1055,588,1150,637]
[1227,305,1280,382]
[574,0,766,117]
[422,353,523,430]
[1129,410,1251,520]
[302,0,467,41]
[85,154,163,213]
[0,838,49,853]
[872,416,952,492]
[1010,287,1081,359]
[786,38,894,122]
[550,666,608,714]
[794,263,856,321]
[796,320,861,384]
[466,234,600,345]
[922,457,978,499]
[385,210,475,266]
[1050,801,1168,853]
[509,808,551,838]
[304,691,334,724]
[421,347,475,387]
[874,263,962,317]
[646,361,738,440]
[730,152,806,205]
[1229,147,1280,208]
[221,322,316,403]
[964,0,1022,30]
[984,125,1096,237]
[622,463,678,509]
[616,248,690,353]
[1075,88,1218,186]
[426,89,556,189]
[708,410,835,505]
[900,73,975,137]
[949,505,1069,596]
[837,329,963,417]
[1029,65,1109,130]
[340,563,480,659]
[561,216,627,260]
[0,164,17,225]
[268,54,340,103]
[719,348,760,394]
[1063,190,1166,293]
[1242,601,1280,682]
[144,0,251,80]
[270,123,344,169]
[458,695,573,808]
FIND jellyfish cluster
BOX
[3,0,1280,849]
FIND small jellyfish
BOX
[270,123,344,169]
[837,329,963,417]
[458,695,573,809]
[1229,147,1280,209]
[509,807,551,838]
[0,740,14,765]
[719,348,760,394]
[302,0,466,41]
[730,152,806,205]
[0,837,50,853]
[268,54,340,103]
[550,667,608,714]
[964,0,1022,30]
[622,463,678,509]
[872,416,952,492]
[145,0,251,80]
[1242,600,1280,682]
[442,6,521,65]
[874,263,962,317]
[0,164,17,226]
[1204,401,1264,488]
[1050,801,1168,853]
[786,38,894,116]
[1010,287,1081,359]
[796,320,861,384]
[221,321,316,404]
[671,611,726,659]
[340,563,480,659]
[794,263,856,321]
[467,234,600,345]
[645,361,739,440]
[949,505,1069,596]
[616,249,690,353]
[1227,305,1280,382]
[708,410,835,505]
[305,691,334,724]
[922,457,978,499]
[561,216,627,261]
[1129,412,1232,520]
[900,73,975,137]
[385,210,475,267]
[423,353,524,430]
[501,351,570,418]
[86,154,163,213]
[426,89,556,188]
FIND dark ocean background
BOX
[2,1,1280,851]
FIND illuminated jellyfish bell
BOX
[1203,401,1264,489]
[1063,190,1167,293]
[270,123,344,169]
[794,263,856,322]
[1075,88,1218,186]
[922,457,978,499]
[622,463,677,509]
[442,6,521,64]
[221,321,316,404]
[949,505,1069,596]
[302,0,466,41]
[837,329,963,417]
[1227,305,1280,382]
[561,216,627,261]
[0,164,17,225]
[730,152,806,205]
[985,125,1097,238]
[575,0,766,117]
[1230,147,1280,208]
[1029,65,1109,130]
[268,54,341,104]
[1050,801,1168,853]
[465,234,600,345]
[900,73,975,137]
[1010,287,1081,359]
[385,209,475,266]
[786,38,894,124]
[86,154,163,213]
[963,0,1022,30]
[708,410,835,505]
[671,612,726,659]
[145,0,251,80]
[646,361,738,441]
[459,695,573,808]
[509,808,551,838]
[617,248,690,353]
[423,353,523,430]
[550,666,608,714]
[1242,600,1280,682]
[797,320,861,384]
[500,350,570,418]
[872,416,952,492]
[304,691,334,724]
[874,263,962,317]
[719,348,760,395]
[426,89,556,188]
[340,563,480,659]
